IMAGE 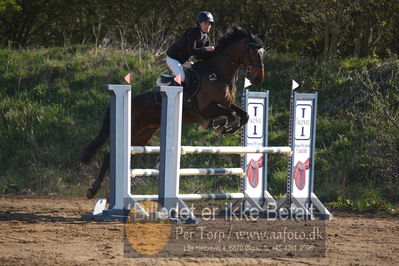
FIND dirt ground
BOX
[0,196,398,265]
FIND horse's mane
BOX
[214,25,263,54]
[193,25,263,65]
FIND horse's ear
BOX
[257,33,266,41]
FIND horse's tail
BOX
[81,107,110,165]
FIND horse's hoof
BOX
[87,188,95,199]
[225,127,233,133]
[221,126,238,135]
[215,125,227,134]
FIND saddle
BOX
[154,68,201,106]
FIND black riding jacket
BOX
[166,27,211,63]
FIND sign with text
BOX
[243,91,269,207]
[246,102,264,139]
[290,93,317,207]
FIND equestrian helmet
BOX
[196,11,214,23]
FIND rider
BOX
[166,11,215,85]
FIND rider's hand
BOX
[182,61,193,68]
[205,46,215,52]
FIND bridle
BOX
[246,42,265,69]
[220,40,264,78]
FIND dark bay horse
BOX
[82,26,265,199]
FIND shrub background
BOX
[0,0,398,207]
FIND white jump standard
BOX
[83,83,331,221]
[276,92,332,219]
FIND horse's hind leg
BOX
[87,152,110,199]
[86,127,158,199]
[81,107,110,164]
[132,127,159,146]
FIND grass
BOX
[0,47,398,208]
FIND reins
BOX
[219,40,264,76]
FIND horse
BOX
[81,26,265,199]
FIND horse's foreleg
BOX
[200,102,238,134]
[229,103,249,129]
[87,152,110,199]
[216,104,249,134]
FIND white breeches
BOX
[166,56,186,82]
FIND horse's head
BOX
[241,38,265,85]
[214,26,265,86]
